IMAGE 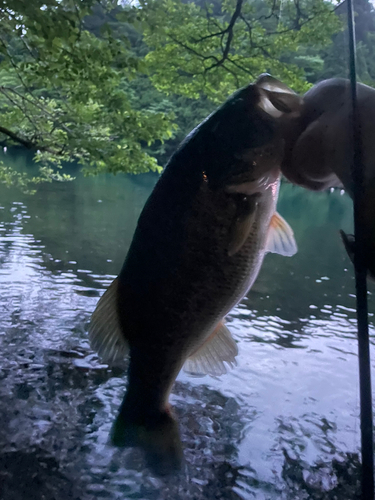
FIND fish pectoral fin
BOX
[183,321,238,377]
[228,213,255,256]
[228,200,258,256]
[265,212,298,257]
[88,277,129,366]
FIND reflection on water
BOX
[0,149,373,499]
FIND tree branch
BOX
[1,86,74,136]
[221,0,243,59]
[0,125,62,155]
[0,87,39,133]
[168,34,220,64]
[0,125,36,149]
[167,0,244,74]
[257,0,279,21]
[191,0,244,71]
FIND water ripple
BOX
[0,176,368,498]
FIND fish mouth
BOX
[339,230,375,281]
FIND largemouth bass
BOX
[89,75,301,473]
[281,78,375,278]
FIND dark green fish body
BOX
[89,75,301,473]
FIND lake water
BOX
[0,149,373,499]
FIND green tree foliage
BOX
[127,0,342,163]
[0,0,174,188]
[139,0,342,101]
[0,0,343,188]
[312,0,375,85]
[124,74,217,164]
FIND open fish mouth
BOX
[339,230,375,281]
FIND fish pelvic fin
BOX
[183,321,238,377]
[111,406,183,476]
[88,277,129,366]
[265,212,297,257]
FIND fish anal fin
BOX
[265,212,297,257]
[184,321,238,377]
[88,277,129,366]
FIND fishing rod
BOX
[346,0,374,497]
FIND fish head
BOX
[206,76,301,259]
[203,74,304,191]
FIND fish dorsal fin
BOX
[88,277,129,366]
[183,321,238,377]
[265,212,297,256]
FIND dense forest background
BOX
[0,0,375,189]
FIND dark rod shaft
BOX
[347,0,374,497]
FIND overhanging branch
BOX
[0,125,35,149]
[0,125,61,155]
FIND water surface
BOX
[0,150,373,499]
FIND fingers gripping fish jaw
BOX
[280,78,375,276]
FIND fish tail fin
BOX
[111,404,183,475]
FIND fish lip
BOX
[340,230,375,282]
